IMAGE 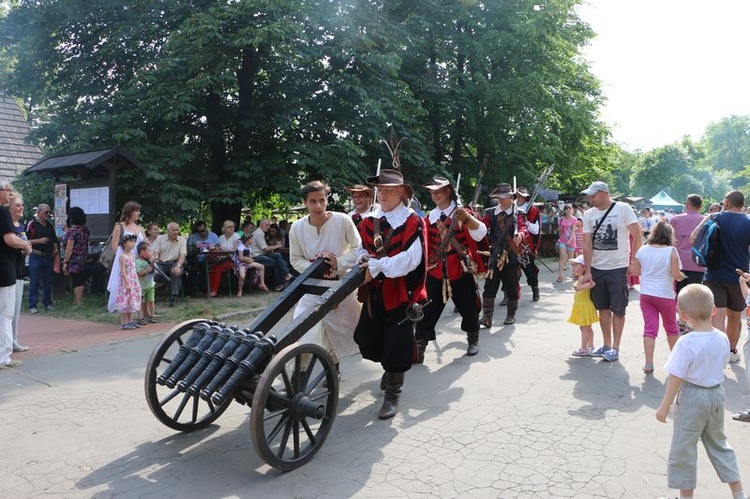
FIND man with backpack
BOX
[691,190,750,363]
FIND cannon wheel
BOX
[144,319,233,432]
[250,343,339,471]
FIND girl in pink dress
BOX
[117,234,142,330]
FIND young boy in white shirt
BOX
[656,283,745,498]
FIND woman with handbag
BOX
[106,201,144,313]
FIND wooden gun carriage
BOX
[144,258,365,471]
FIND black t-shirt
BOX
[28,218,57,254]
[0,206,17,286]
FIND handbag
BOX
[99,223,123,270]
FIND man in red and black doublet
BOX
[516,186,541,302]
[414,176,487,361]
[345,183,376,229]
[354,169,427,420]
[480,183,528,327]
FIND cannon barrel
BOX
[211,335,277,406]
[165,325,220,388]
[199,331,262,400]
[176,325,235,392]
[156,322,210,385]
[187,329,254,397]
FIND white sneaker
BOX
[729,351,741,364]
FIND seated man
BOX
[250,218,292,291]
[152,222,187,306]
[186,220,219,296]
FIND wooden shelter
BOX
[25,145,145,241]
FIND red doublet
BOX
[426,213,486,281]
[523,205,541,252]
[359,213,427,311]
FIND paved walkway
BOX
[9,314,178,359]
[2,263,750,498]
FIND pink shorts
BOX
[639,294,679,339]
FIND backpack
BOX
[691,214,720,268]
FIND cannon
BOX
[144,258,365,471]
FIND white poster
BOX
[70,186,109,215]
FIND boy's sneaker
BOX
[44,304,55,312]
[602,348,619,362]
[29,307,38,315]
[589,345,610,357]
[729,350,741,364]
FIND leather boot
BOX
[414,339,428,364]
[379,371,388,391]
[466,331,479,356]
[499,291,508,306]
[479,297,494,328]
[504,299,519,324]
[378,372,404,419]
[532,286,540,302]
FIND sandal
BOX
[149,317,157,324]
[733,410,750,422]
[571,348,589,357]
[643,363,654,374]
[121,324,135,330]
[556,276,563,282]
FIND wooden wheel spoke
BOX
[276,418,294,459]
[266,412,289,442]
[159,388,181,406]
[172,391,191,421]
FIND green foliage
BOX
[10,172,55,220]
[1,0,612,222]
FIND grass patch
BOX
[26,286,277,326]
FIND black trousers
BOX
[354,291,413,373]
[520,253,539,288]
[415,273,480,341]
[483,263,521,300]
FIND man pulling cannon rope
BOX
[415,176,487,361]
[354,169,427,420]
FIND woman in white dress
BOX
[107,201,144,313]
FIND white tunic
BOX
[289,212,362,362]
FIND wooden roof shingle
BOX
[0,96,44,183]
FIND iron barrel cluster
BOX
[157,321,277,407]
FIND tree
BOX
[0,0,613,224]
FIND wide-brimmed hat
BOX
[345,184,374,195]
[516,186,531,199]
[489,183,515,199]
[423,176,453,192]
[581,181,609,196]
[366,169,413,200]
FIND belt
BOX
[31,249,47,256]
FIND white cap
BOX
[581,181,609,196]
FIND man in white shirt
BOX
[289,180,362,371]
[580,181,641,362]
